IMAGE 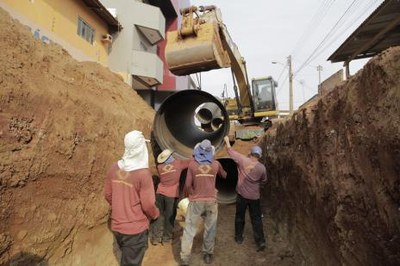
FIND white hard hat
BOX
[157,149,173,164]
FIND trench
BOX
[2,6,400,265]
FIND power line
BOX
[292,0,382,89]
[276,74,288,97]
[291,57,320,71]
[294,78,315,91]
[307,0,382,63]
[291,0,336,56]
[295,0,361,75]
[294,0,362,75]
[276,64,287,84]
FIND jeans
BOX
[180,201,218,264]
[235,193,265,246]
[150,193,177,242]
[113,230,148,266]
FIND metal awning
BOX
[328,0,400,64]
[82,0,122,33]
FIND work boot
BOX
[257,242,266,252]
[235,236,243,244]
[150,238,161,246]
[180,259,189,266]
[162,237,172,245]
[203,253,212,264]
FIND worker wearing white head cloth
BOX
[118,130,150,171]
[105,130,159,266]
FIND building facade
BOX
[0,0,120,66]
[153,0,195,109]
[0,0,194,109]
[101,0,194,109]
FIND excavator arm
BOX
[166,5,254,118]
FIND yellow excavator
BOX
[165,5,279,139]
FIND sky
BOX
[188,0,384,111]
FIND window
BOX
[77,17,95,44]
[252,79,275,110]
[140,41,148,51]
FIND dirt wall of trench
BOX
[261,47,400,266]
[0,9,156,265]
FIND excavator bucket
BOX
[166,21,230,76]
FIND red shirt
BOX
[156,159,191,198]
[227,148,267,200]
[184,160,227,202]
[104,163,159,235]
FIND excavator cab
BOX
[251,77,279,118]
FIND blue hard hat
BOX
[250,145,262,157]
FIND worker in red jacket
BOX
[180,139,227,265]
[224,136,267,252]
[105,130,159,266]
[150,149,191,245]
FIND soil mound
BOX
[0,8,155,265]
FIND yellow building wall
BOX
[0,0,111,65]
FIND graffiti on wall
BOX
[27,26,53,44]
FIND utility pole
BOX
[272,57,293,115]
[287,55,293,115]
[317,65,323,85]
[317,65,323,94]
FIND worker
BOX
[104,130,160,266]
[180,139,227,265]
[223,136,267,252]
[150,149,191,245]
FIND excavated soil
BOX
[261,47,400,265]
[1,6,399,266]
[0,8,156,266]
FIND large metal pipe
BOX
[153,90,230,158]
[216,158,238,204]
[196,107,213,124]
[210,107,223,131]
[153,90,238,203]
[211,117,224,131]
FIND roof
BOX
[328,0,400,63]
[81,0,122,33]
[148,0,177,20]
